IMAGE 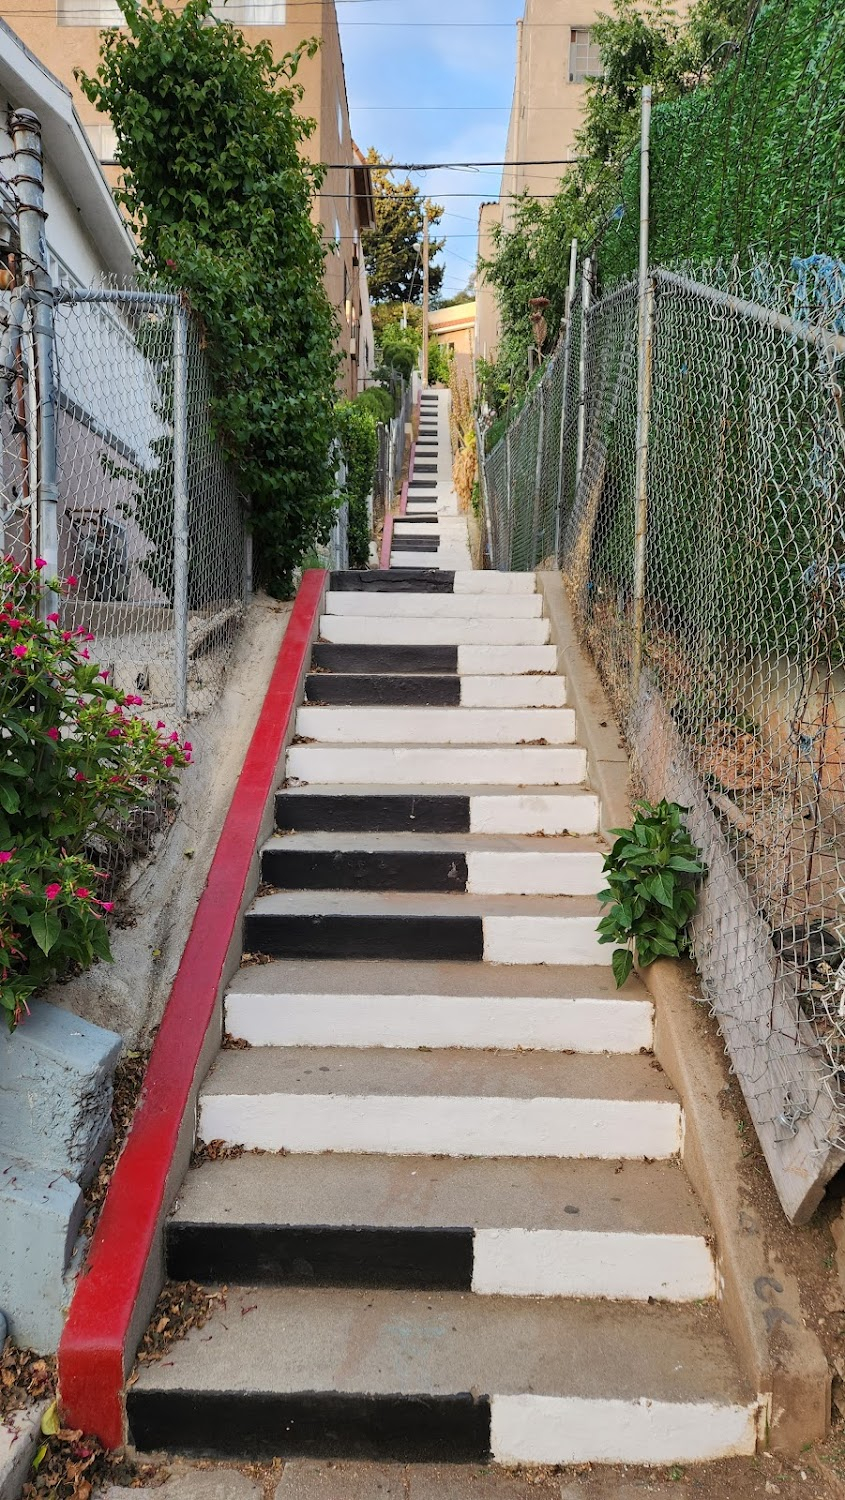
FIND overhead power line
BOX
[326,159,582,170]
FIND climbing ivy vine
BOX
[80,0,339,596]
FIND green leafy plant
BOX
[0,558,189,1029]
[597,799,706,987]
[336,400,379,569]
[80,0,339,597]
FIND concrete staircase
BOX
[126,391,761,1467]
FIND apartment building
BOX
[3,0,374,396]
[475,0,611,367]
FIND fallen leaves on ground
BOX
[134,1282,228,1368]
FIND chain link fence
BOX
[53,288,248,719]
[481,256,845,1223]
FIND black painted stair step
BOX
[276,790,468,833]
[394,516,440,525]
[128,1287,751,1463]
[310,643,458,674]
[390,537,439,552]
[261,841,468,892]
[408,479,438,488]
[414,464,438,473]
[305,672,461,706]
[328,570,454,593]
[167,1222,473,1290]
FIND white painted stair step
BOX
[225,987,651,1052]
[324,591,544,618]
[198,1046,682,1158]
[129,1288,759,1464]
[294,706,577,746]
[285,743,588,788]
[319,616,551,646]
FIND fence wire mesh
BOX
[481,258,845,1221]
[53,288,247,720]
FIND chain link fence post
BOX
[172,302,189,721]
[631,84,654,696]
[574,256,592,495]
[554,239,579,562]
[10,110,58,612]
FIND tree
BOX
[363,149,445,303]
[80,0,339,597]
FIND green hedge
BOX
[336,400,379,569]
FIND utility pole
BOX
[421,210,430,387]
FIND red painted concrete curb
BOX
[57,570,328,1447]
[379,513,394,570]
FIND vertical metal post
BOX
[505,425,514,570]
[574,255,592,495]
[531,385,546,568]
[631,84,654,696]
[554,237,579,562]
[421,211,430,388]
[11,111,58,612]
[172,304,189,721]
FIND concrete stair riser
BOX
[294,705,577,745]
[243,909,609,964]
[275,789,601,835]
[285,745,587,785]
[259,841,605,896]
[224,991,654,1052]
[323,591,544,618]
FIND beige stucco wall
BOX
[429,302,475,359]
[475,202,503,370]
[7,0,366,396]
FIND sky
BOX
[337,0,526,303]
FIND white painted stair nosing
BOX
[319,616,551,647]
[490,1394,760,1465]
[224,992,654,1053]
[467,850,605,897]
[294,706,577,747]
[469,793,600,835]
[197,1092,683,1160]
[472,1227,716,1301]
[457,645,558,675]
[460,676,566,708]
[285,745,588,788]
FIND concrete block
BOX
[275,1461,406,1498]
[410,1467,560,1499]
[105,1474,260,1499]
[0,1001,121,1183]
[0,1151,85,1352]
[0,1404,46,1500]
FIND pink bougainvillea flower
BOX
[34,557,47,569]
[107,728,122,738]
[169,731,180,743]
[74,887,91,900]
[46,726,59,741]
[164,755,174,768]
[80,649,90,660]
[84,633,95,642]
[46,612,60,624]
[7,617,22,631]
[156,720,165,730]
[0,851,13,864]
[62,631,74,642]
[11,644,27,659]
[74,772,86,782]
[97,900,115,912]
[184,741,193,752]
[64,575,79,588]
[44,883,61,900]
[98,669,109,681]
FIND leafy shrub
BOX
[355,386,394,425]
[336,402,379,569]
[427,339,452,386]
[597,799,706,987]
[80,0,339,598]
[0,559,189,1029]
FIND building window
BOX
[210,1,286,23]
[84,123,118,164]
[569,28,603,83]
[58,0,124,25]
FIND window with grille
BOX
[569,27,603,83]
